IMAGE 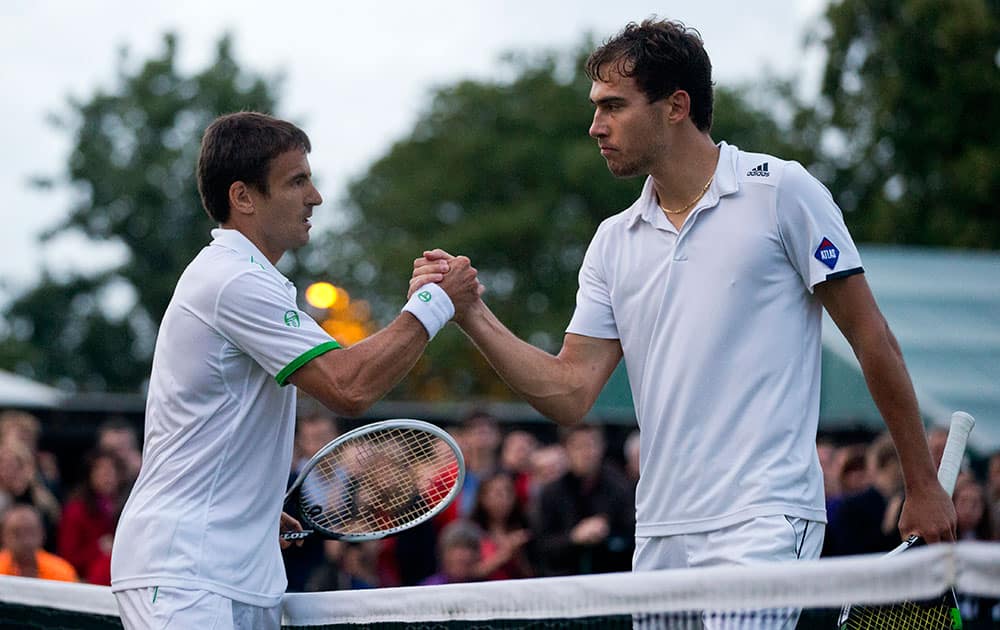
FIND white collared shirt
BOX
[568,142,862,536]
[111,228,338,605]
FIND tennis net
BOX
[2,542,998,629]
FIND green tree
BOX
[0,34,282,391]
[309,45,820,399]
[816,0,1000,247]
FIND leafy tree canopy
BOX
[816,0,1000,246]
[0,34,282,391]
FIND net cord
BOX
[280,542,1000,626]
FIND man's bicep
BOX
[815,273,887,346]
[286,349,356,416]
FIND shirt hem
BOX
[110,575,283,608]
[635,504,827,537]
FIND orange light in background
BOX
[321,319,369,346]
[305,282,338,309]
[307,281,372,346]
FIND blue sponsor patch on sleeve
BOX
[814,237,840,270]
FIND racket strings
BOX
[300,426,460,536]
[842,600,956,629]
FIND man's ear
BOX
[228,181,255,218]
[664,90,692,125]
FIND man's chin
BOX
[607,164,644,179]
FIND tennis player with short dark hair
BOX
[110,112,482,629]
[412,14,955,599]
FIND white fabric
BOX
[402,282,454,339]
[632,516,824,571]
[567,142,862,538]
[632,516,825,629]
[115,586,281,630]
[111,228,337,607]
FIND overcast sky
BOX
[0,0,827,305]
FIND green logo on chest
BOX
[284,310,301,327]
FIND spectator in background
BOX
[533,424,634,576]
[528,443,568,502]
[95,418,142,488]
[305,540,379,592]
[623,430,640,488]
[825,433,904,556]
[836,445,870,497]
[820,443,868,557]
[0,410,61,498]
[290,412,339,476]
[57,450,125,585]
[987,451,1000,540]
[470,472,534,580]
[419,520,484,586]
[816,438,839,501]
[499,429,538,506]
[954,478,993,541]
[0,504,77,582]
[0,440,61,549]
[926,426,949,470]
[455,411,502,517]
[285,412,340,592]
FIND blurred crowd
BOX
[282,411,636,592]
[0,408,997,591]
[0,410,141,583]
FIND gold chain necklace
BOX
[659,174,714,215]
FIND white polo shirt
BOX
[111,228,338,606]
[568,142,862,537]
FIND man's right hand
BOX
[412,249,484,318]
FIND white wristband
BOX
[402,283,454,340]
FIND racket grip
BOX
[936,411,975,496]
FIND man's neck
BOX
[219,222,283,266]
[649,133,720,221]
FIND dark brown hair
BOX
[197,112,311,223]
[586,19,714,132]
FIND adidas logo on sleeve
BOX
[747,162,770,177]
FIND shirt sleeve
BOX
[775,161,864,292]
[214,269,340,386]
[566,229,619,339]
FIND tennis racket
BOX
[838,410,975,630]
[280,418,465,542]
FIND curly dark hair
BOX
[586,18,714,132]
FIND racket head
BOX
[838,589,962,629]
[287,418,465,541]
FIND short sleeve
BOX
[214,270,340,386]
[776,162,864,292]
[566,231,619,339]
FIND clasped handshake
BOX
[408,248,486,323]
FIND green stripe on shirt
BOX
[275,340,341,386]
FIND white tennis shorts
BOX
[632,515,825,630]
[114,586,282,630]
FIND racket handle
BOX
[884,411,974,559]
[936,411,975,496]
[280,529,313,541]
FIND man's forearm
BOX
[458,302,596,425]
[856,329,938,491]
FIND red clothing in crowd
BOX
[57,494,116,583]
